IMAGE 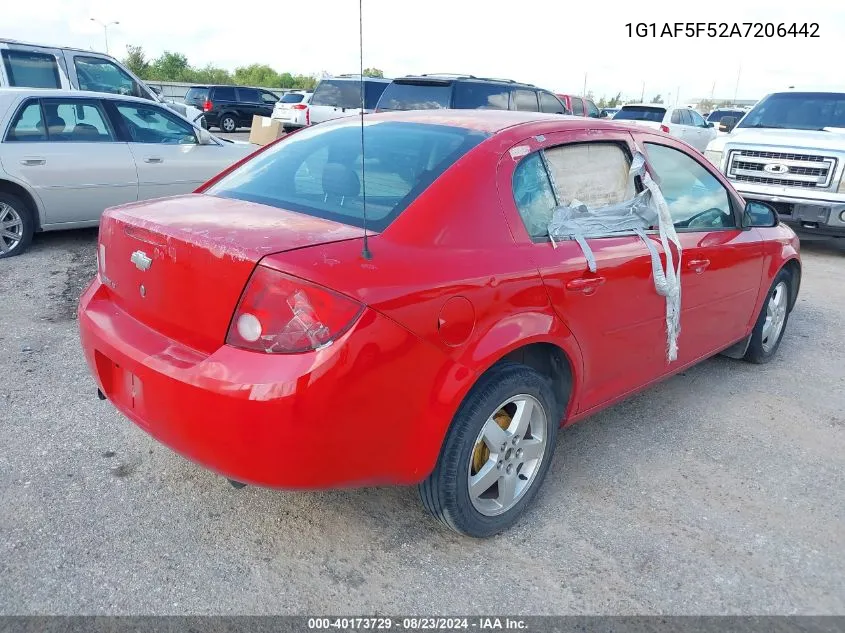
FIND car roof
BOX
[0,87,175,105]
[348,109,653,136]
[394,74,537,89]
[620,103,670,108]
[322,75,392,83]
[0,38,121,61]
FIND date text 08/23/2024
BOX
[625,22,820,38]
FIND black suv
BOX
[184,85,280,132]
[375,74,569,114]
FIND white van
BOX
[0,39,204,126]
[308,75,391,125]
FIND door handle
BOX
[566,276,606,294]
[687,258,711,273]
[20,158,46,166]
[144,157,163,164]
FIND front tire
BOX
[744,268,792,364]
[0,192,35,258]
[419,362,560,538]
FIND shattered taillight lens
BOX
[226,266,363,354]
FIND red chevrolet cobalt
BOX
[79,110,800,537]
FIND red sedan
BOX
[78,110,800,538]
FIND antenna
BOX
[358,0,372,260]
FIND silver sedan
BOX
[0,88,256,257]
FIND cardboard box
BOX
[248,115,285,145]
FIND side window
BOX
[571,98,584,116]
[260,90,279,104]
[236,88,261,103]
[539,92,565,114]
[2,50,61,88]
[689,110,706,127]
[364,81,388,109]
[512,152,558,239]
[680,109,694,125]
[213,86,237,101]
[5,100,46,142]
[545,143,635,208]
[644,142,735,229]
[114,103,197,144]
[512,89,539,112]
[74,56,148,99]
[41,99,114,142]
[586,100,600,118]
[670,109,682,124]
[453,82,511,110]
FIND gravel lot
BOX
[1,228,843,615]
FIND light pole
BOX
[90,18,119,54]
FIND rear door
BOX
[107,99,241,199]
[641,137,763,359]
[687,109,717,151]
[0,96,137,226]
[498,128,670,413]
[511,89,539,112]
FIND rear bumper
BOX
[78,279,459,489]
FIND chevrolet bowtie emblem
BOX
[130,250,152,271]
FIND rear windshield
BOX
[376,81,452,111]
[205,120,489,232]
[614,106,667,122]
[281,93,305,103]
[185,87,209,103]
[311,79,385,109]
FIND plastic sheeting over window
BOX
[547,151,683,362]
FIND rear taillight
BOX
[203,100,213,111]
[659,124,670,133]
[291,104,307,110]
[226,266,363,354]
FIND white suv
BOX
[271,90,313,131]
[614,103,717,152]
[308,75,391,125]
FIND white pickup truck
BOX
[704,91,845,237]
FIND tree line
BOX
[122,46,383,90]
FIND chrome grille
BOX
[727,149,837,188]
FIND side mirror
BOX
[599,111,608,118]
[149,86,161,96]
[197,126,216,145]
[706,121,714,128]
[719,116,738,132]
[743,201,778,228]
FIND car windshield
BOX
[205,120,489,232]
[281,93,305,103]
[738,92,845,130]
[613,106,667,122]
[376,82,452,111]
[707,109,744,122]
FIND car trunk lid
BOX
[98,194,365,354]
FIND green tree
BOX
[123,45,150,79]
[194,64,233,85]
[362,67,383,78]
[608,91,623,107]
[292,74,317,90]
[233,64,281,88]
[597,97,608,108]
[149,51,193,82]
[651,94,664,104]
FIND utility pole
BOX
[90,18,119,55]
[640,81,645,102]
[676,85,680,105]
[583,72,587,97]
[710,81,715,101]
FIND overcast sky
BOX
[5,0,844,103]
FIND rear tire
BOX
[0,192,35,258]
[744,268,792,364]
[220,114,237,133]
[419,362,560,538]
